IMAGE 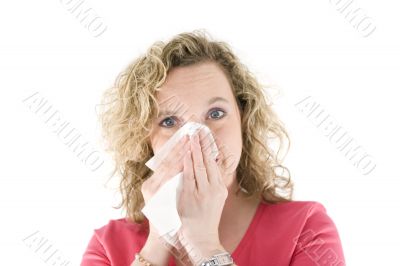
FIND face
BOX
[149,61,243,188]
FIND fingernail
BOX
[183,140,189,148]
[180,135,185,143]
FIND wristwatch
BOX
[199,251,234,266]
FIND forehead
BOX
[156,61,234,103]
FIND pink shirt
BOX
[81,200,345,266]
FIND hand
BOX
[176,128,228,262]
[140,134,191,264]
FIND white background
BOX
[1,0,399,265]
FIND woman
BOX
[81,30,345,266]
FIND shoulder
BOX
[261,200,326,217]
[256,200,339,245]
[257,200,345,265]
[260,199,326,212]
[259,200,328,222]
[81,218,149,266]
[93,217,149,240]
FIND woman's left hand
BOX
[176,127,228,262]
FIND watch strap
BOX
[200,251,233,266]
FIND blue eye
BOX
[209,109,226,120]
[159,117,177,128]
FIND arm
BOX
[132,230,172,266]
[81,229,172,266]
[81,233,111,266]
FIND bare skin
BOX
[137,61,261,265]
[218,185,261,254]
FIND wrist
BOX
[196,244,226,258]
[185,243,227,265]
[179,232,220,254]
[139,235,171,266]
[198,248,235,266]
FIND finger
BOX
[198,127,217,161]
[182,148,195,194]
[190,132,208,191]
[198,128,221,185]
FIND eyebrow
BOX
[158,96,229,117]
[208,96,229,105]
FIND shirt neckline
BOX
[231,200,265,258]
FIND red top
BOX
[81,200,346,266]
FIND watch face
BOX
[216,253,233,265]
[218,256,232,264]
[201,259,216,266]
[201,252,233,266]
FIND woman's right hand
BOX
[137,134,191,266]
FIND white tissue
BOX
[142,122,219,244]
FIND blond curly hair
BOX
[98,30,293,223]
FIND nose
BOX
[179,120,218,162]
[182,115,204,133]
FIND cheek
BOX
[214,128,242,167]
[149,123,179,153]
[214,118,242,149]
[150,134,169,154]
